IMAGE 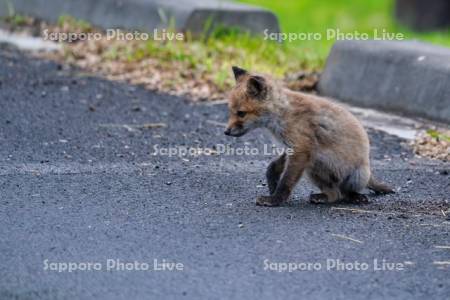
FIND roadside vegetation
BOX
[3,0,450,100]
[4,15,315,101]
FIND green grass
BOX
[124,28,315,91]
[240,0,450,61]
[4,14,28,26]
[57,15,93,32]
[427,129,450,142]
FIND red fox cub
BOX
[224,66,394,207]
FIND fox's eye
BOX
[237,111,247,118]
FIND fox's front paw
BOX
[256,195,282,207]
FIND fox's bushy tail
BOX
[367,176,395,194]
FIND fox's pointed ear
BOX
[247,76,267,100]
[232,66,247,81]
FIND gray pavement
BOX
[0,45,450,299]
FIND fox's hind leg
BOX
[340,166,370,203]
[309,189,341,204]
[266,153,286,195]
[307,162,342,204]
[343,192,369,204]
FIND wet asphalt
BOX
[0,45,449,300]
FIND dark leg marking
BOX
[266,153,287,195]
[257,152,307,207]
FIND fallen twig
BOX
[420,222,450,227]
[330,207,395,215]
[420,223,442,227]
[98,123,166,132]
[196,99,228,106]
[206,120,227,127]
[433,261,450,265]
[434,245,450,249]
[137,123,167,129]
[331,233,363,244]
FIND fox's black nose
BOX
[224,128,231,136]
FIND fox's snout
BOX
[224,123,248,137]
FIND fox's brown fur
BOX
[225,66,394,207]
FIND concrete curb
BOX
[318,40,450,124]
[0,0,280,35]
[395,0,450,31]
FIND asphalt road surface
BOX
[1,45,449,299]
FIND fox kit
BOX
[225,66,394,207]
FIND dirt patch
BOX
[329,199,450,223]
[412,129,450,162]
